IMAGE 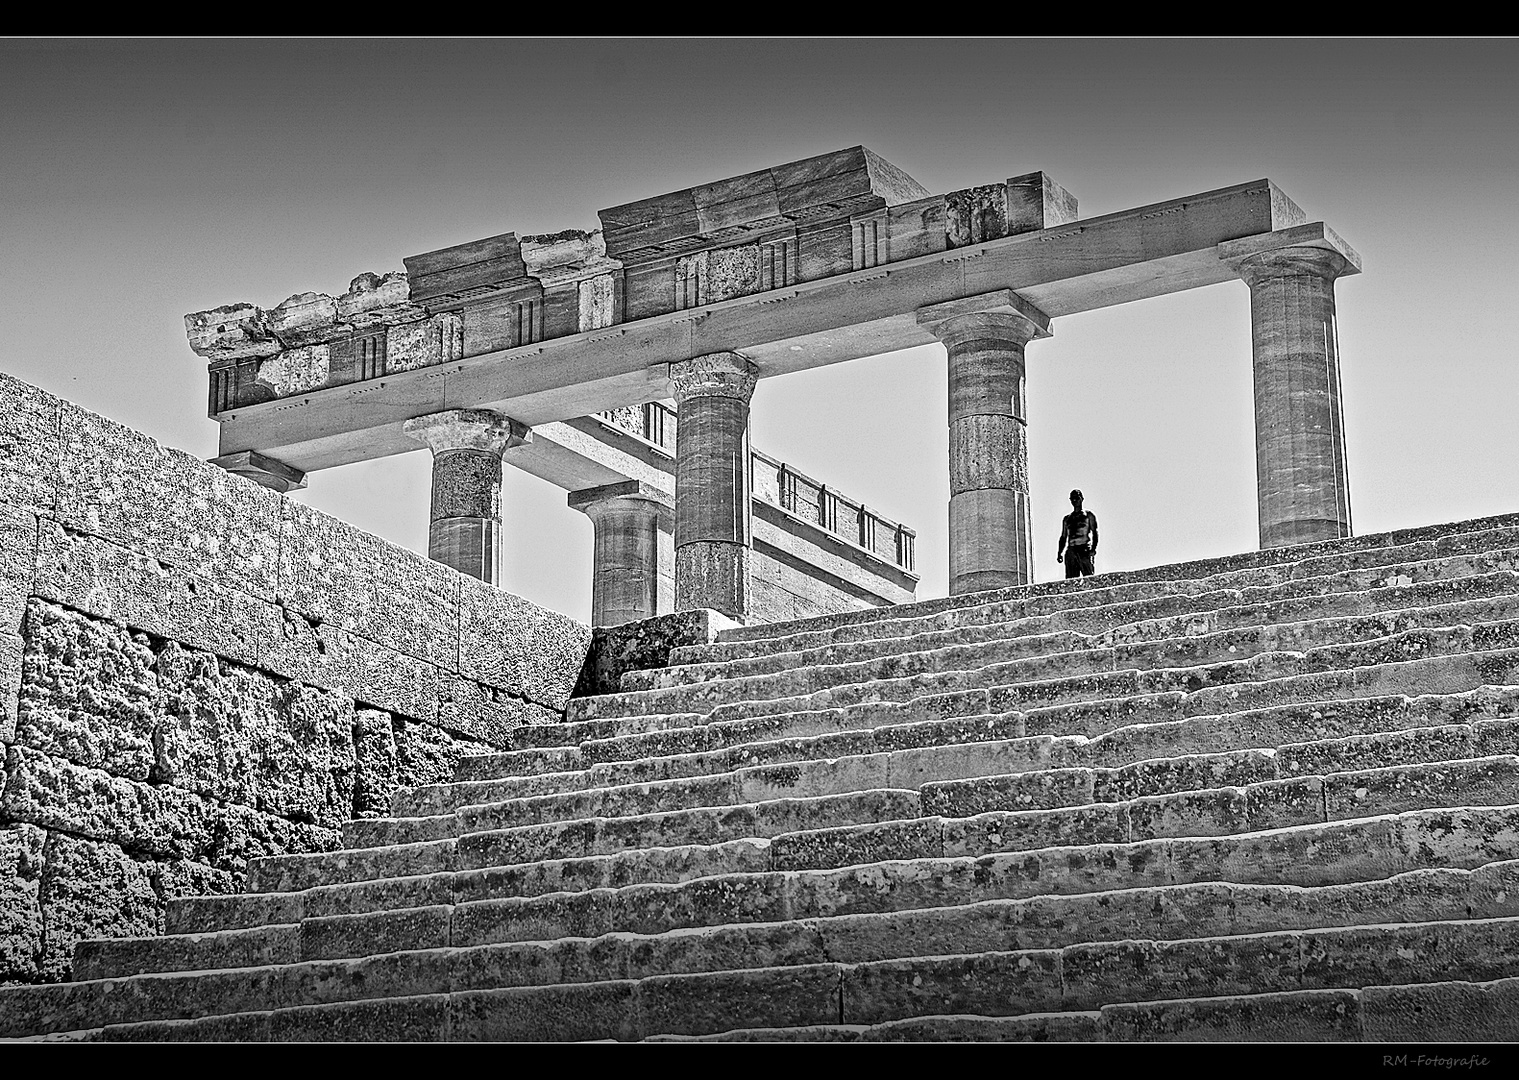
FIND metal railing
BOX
[594,404,915,574]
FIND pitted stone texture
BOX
[261,610,444,725]
[704,246,762,304]
[948,415,1027,494]
[387,313,463,372]
[0,372,59,515]
[578,274,616,331]
[573,609,740,698]
[403,409,530,459]
[675,543,751,623]
[37,832,161,981]
[253,345,329,398]
[0,823,45,982]
[668,353,759,403]
[429,450,502,522]
[55,402,281,601]
[32,522,278,669]
[0,745,339,873]
[156,644,357,830]
[183,303,280,361]
[436,675,561,748]
[16,600,160,781]
[458,574,590,708]
[277,498,459,670]
[394,717,491,792]
[352,709,400,818]
[0,503,37,740]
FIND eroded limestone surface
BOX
[0,372,591,986]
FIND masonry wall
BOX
[0,372,590,985]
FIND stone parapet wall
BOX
[0,372,590,985]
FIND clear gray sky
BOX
[3,39,1516,623]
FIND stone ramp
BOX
[5,515,1519,1041]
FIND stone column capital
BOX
[668,352,759,404]
[917,290,1052,350]
[1230,245,1354,288]
[402,409,532,456]
[1218,221,1362,288]
[569,480,674,517]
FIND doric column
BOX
[569,480,673,627]
[1229,244,1355,548]
[919,291,1051,595]
[669,352,759,620]
[402,408,531,584]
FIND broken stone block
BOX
[15,599,161,781]
[264,291,338,348]
[946,184,1010,248]
[0,823,45,982]
[403,233,529,305]
[183,304,280,361]
[336,271,412,323]
[253,345,330,398]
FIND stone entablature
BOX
[184,147,1076,419]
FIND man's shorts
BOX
[1064,547,1095,578]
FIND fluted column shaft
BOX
[1234,247,1354,548]
[928,309,1044,594]
[402,409,531,584]
[569,481,672,627]
[670,353,758,620]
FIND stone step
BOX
[699,523,1519,660]
[395,643,1519,835]
[39,976,1519,1043]
[573,615,1519,725]
[204,757,1519,952]
[231,693,1519,908]
[655,978,1519,1042]
[648,571,1519,692]
[119,745,1519,950]
[70,850,1519,986]
[13,910,1519,1041]
[429,622,1519,814]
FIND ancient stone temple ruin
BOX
[2,147,1517,1042]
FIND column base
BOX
[674,541,750,621]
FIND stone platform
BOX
[5,512,1519,1041]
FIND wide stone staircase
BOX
[7,514,1519,1042]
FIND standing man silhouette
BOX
[1056,489,1098,579]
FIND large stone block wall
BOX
[0,371,590,985]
